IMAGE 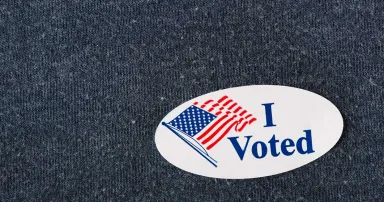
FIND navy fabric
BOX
[1,0,383,201]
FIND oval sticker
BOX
[155,85,343,179]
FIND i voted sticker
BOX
[155,85,343,179]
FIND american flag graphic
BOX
[162,95,257,167]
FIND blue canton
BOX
[168,105,217,137]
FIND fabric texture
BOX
[1,0,383,201]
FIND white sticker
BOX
[155,85,343,179]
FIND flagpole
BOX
[162,122,217,167]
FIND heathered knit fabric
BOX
[0,0,383,201]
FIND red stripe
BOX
[207,121,237,150]
[196,114,228,140]
[194,102,198,105]
[234,106,242,113]
[228,103,237,110]
[239,110,247,116]
[201,100,214,108]
[237,118,244,123]
[201,115,237,144]
[236,121,248,132]
[223,99,233,106]
[217,95,228,103]
[249,118,257,124]
[208,103,220,112]
[218,96,228,103]
[197,97,258,147]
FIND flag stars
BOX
[167,105,217,136]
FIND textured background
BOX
[1,0,383,201]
